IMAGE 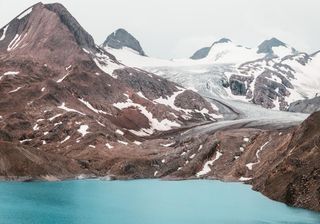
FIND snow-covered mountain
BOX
[103,29,320,111]
[190,38,261,64]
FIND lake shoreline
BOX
[1,175,319,214]
[0,179,319,224]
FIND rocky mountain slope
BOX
[288,96,320,113]
[0,2,220,178]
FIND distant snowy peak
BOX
[206,38,262,64]
[102,28,146,56]
[257,37,297,58]
[190,38,232,60]
[190,38,231,60]
[190,38,262,63]
[190,37,298,62]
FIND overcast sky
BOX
[0,0,319,59]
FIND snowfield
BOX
[105,38,320,112]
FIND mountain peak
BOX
[190,38,232,60]
[190,47,211,60]
[102,28,146,56]
[44,3,96,51]
[0,2,97,51]
[0,2,101,69]
[212,38,232,46]
[257,37,287,55]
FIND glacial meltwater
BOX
[0,180,319,224]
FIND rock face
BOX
[212,38,232,45]
[257,37,287,55]
[288,96,320,113]
[102,28,146,56]
[0,141,82,180]
[44,3,96,51]
[253,112,320,211]
[257,37,297,58]
[190,47,210,60]
[223,51,320,111]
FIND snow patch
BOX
[54,122,62,126]
[3,71,19,76]
[239,177,252,181]
[17,8,32,19]
[136,91,148,100]
[58,103,85,115]
[114,98,180,136]
[246,141,270,170]
[33,124,39,131]
[96,120,105,127]
[133,141,142,145]
[117,140,128,145]
[78,125,89,137]
[78,98,109,115]
[20,139,32,143]
[160,142,175,147]
[48,113,62,121]
[243,137,250,142]
[93,52,124,79]
[115,129,124,135]
[56,72,70,83]
[61,136,70,144]
[7,33,28,51]
[8,86,22,93]
[105,143,113,149]
[0,25,9,41]
[196,151,222,177]
[1,69,18,80]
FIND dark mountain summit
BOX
[257,37,294,56]
[212,38,231,46]
[45,3,96,51]
[190,38,232,60]
[102,28,146,56]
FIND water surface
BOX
[0,180,319,224]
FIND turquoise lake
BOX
[0,180,319,224]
